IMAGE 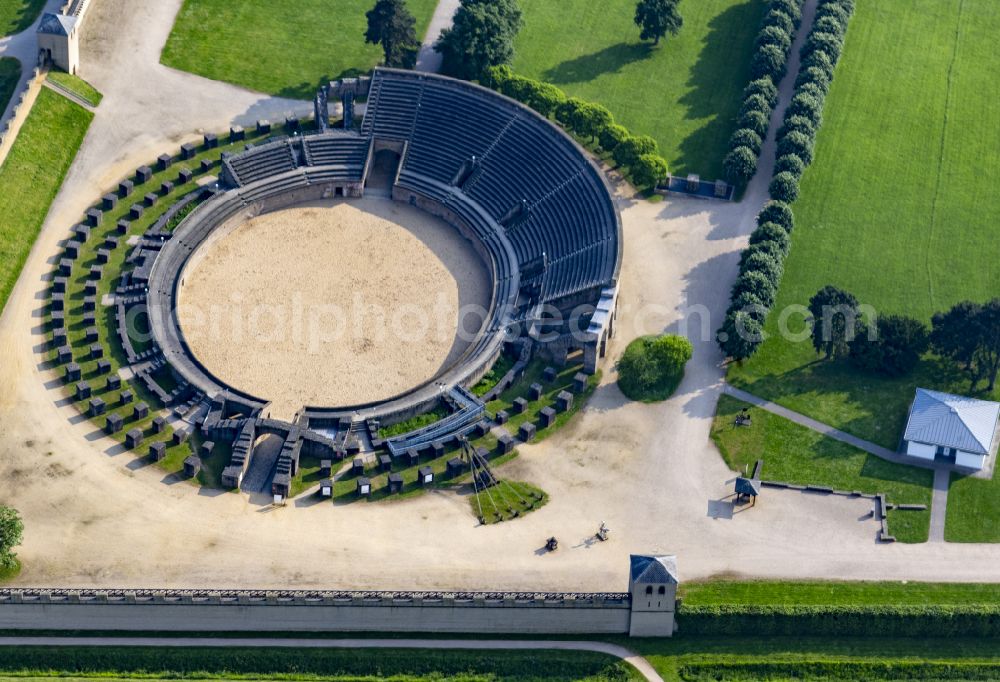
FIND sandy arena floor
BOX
[176,198,490,419]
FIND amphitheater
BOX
[43,68,622,501]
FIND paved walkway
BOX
[414,0,460,72]
[0,636,664,682]
[930,468,950,543]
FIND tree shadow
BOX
[542,42,654,85]
[673,0,768,178]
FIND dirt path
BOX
[0,636,664,682]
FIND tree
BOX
[930,301,982,372]
[717,309,764,361]
[572,102,614,141]
[730,128,763,155]
[738,108,770,138]
[631,153,669,188]
[751,43,787,81]
[724,146,757,185]
[779,114,816,140]
[739,248,783,286]
[756,25,792,54]
[762,9,795,35]
[613,134,658,168]
[777,130,814,165]
[802,31,843,63]
[555,96,586,127]
[526,81,565,117]
[775,153,805,179]
[768,171,799,203]
[365,0,421,68]
[739,93,771,120]
[748,221,791,256]
[732,269,777,309]
[0,506,23,571]
[971,299,1000,392]
[633,0,683,46]
[743,77,778,107]
[787,92,824,125]
[757,200,794,232]
[599,123,630,153]
[808,285,860,359]
[850,314,928,377]
[617,334,692,400]
[796,66,832,94]
[434,0,523,81]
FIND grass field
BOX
[0,57,18,114]
[0,87,92,315]
[47,71,103,107]
[946,469,1000,543]
[679,579,1000,606]
[711,395,933,542]
[512,0,766,179]
[0,0,44,37]
[0,646,641,681]
[727,0,1000,450]
[161,0,438,99]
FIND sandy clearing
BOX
[177,198,490,419]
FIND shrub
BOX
[751,43,788,81]
[723,146,757,185]
[777,129,814,165]
[774,153,805,178]
[813,14,846,37]
[717,310,764,361]
[617,334,693,401]
[748,221,791,255]
[779,114,816,140]
[787,91,824,125]
[613,134,658,167]
[739,93,771,120]
[739,249,784,286]
[802,48,836,80]
[769,171,800,203]
[757,200,794,232]
[731,269,777,309]
[738,109,770,138]
[815,2,851,29]
[803,31,843,63]
[729,128,763,155]
[555,96,587,127]
[526,81,566,117]
[731,291,769,320]
[571,102,614,140]
[769,0,802,25]
[485,64,513,88]
[630,153,669,188]
[743,77,778,107]
[795,80,827,102]
[743,236,787,264]
[755,25,792,53]
[796,66,831,94]
[761,9,795,35]
[850,314,929,377]
[598,123,630,154]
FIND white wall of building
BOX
[905,441,936,460]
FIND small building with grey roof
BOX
[901,388,1000,470]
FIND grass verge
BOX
[0,87,92,315]
[47,70,103,107]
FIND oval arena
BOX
[50,68,622,499]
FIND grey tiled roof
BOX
[630,554,678,584]
[903,388,1000,455]
[37,12,76,36]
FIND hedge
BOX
[724,0,805,186]
[678,603,1000,637]
[484,66,669,188]
[716,0,855,360]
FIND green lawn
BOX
[160,0,438,99]
[0,87,92,315]
[512,0,766,178]
[0,0,45,37]
[680,579,1000,606]
[633,636,1000,681]
[711,395,933,542]
[0,57,19,114]
[0,646,640,682]
[946,470,1000,543]
[47,70,103,107]
[728,0,1000,450]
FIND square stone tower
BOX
[628,554,678,637]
